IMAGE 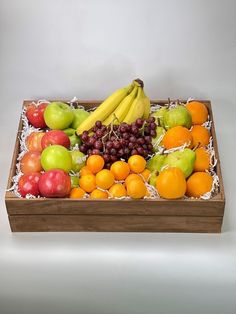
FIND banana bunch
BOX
[76,79,150,134]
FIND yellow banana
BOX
[76,83,133,134]
[103,85,138,125]
[142,89,151,119]
[123,87,146,124]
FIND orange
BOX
[110,161,130,180]
[186,172,213,198]
[90,189,108,199]
[125,173,143,186]
[162,126,193,149]
[128,155,146,173]
[126,179,147,199]
[156,167,186,199]
[86,155,104,174]
[194,148,210,172]
[109,183,127,198]
[186,101,208,125]
[69,187,86,199]
[140,169,151,182]
[79,174,96,193]
[191,125,210,147]
[96,169,115,189]
[80,166,93,177]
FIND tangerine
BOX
[191,125,210,147]
[86,155,104,174]
[96,169,115,189]
[126,179,147,199]
[79,174,96,193]
[80,166,93,176]
[109,183,127,198]
[125,173,143,186]
[128,155,146,173]
[110,161,130,180]
[186,172,213,198]
[156,167,186,199]
[162,126,193,149]
[90,189,108,199]
[194,148,210,172]
[186,101,208,125]
[140,169,151,182]
[69,187,86,199]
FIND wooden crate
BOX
[5,100,225,232]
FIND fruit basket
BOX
[5,95,225,233]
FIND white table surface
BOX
[1,0,236,313]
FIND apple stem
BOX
[167,98,171,109]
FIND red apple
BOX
[41,130,70,149]
[26,103,48,128]
[26,132,45,152]
[38,169,71,198]
[20,151,43,174]
[18,172,41,197]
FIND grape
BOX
[143,144,148,150]
[103,154,110,162]
[105,163,111,169]
[150,122,156,130]
[128,142,134,149]
[110,155,118,162]
[149,117,155,123]
[124,148,130,155]
[110,148,117,156]
[137,147,144,155]
[117,148,124,157]
[137,137,145,145]
[92,149,101,155]
[122,132,129,140]
[94,140,103,150]
[131,149,138,155]
[79,144,87,153]
[87,137,96,146]
[92,126,98,132]
[119,139,126,146]
[110,136,116,141]
[148,143,153,150]
[150,130,157,137]
[95,121,102,128]
[87,149,92,155]
[106,141,113,149]
[101,125,107,133]
[113,141,121,149]
[130,136,136,143]
[105,148,110,154]
[144,135,152,143]
[131,125,139,135]
[113,125,118,131]
[96,129,103,138]
[119,125,126,133]
[135,118,144,128]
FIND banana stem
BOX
[134,78,144,88]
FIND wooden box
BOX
[5,100,225,233]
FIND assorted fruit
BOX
[12,80,219,200]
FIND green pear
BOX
[147,154,166,172]
[70,150,86,172]
[163,105,192,129]
[151,107,167,127]
[71,108,90,129]
[63,128,81,147]
[149,171,158,187]
[162,148,196,178]
[152,126,166,151]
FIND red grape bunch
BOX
[79,118,157,167]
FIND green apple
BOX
[41,145,72,173]
[70,150,86,172]
[63,128,81,147]
[70,175,80,188]
[44,102,74,130]
[149,171,158,187]
[71,108,90,130]
[163,105,192,130]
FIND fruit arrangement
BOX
[9,81,219,201]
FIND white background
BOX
[0,0,236,313]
